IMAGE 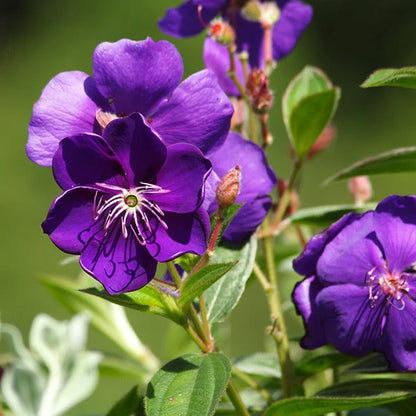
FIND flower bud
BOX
[241,1,262,21]
[348,176,372,204]
[96,109,118,129]
[216,166,242,210]
[241,1,280,28]
[307,124,336,159]
[246,68,273,114]
[209,19,236,46]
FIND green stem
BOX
[167,261,183,288]
[253,262,271,291]
[226,380,251,416]
[232,366,274,404]
[189,304,211,348]
[263,235,294,398]
[199,294,211,342]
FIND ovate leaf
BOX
[324,146,416,183]
[145,353,231,416]
[361,67,416,89]
[233,352,281,379]
[204,238,258,323]
[106,385,144,416]
[179,263,236,308]
[296,352,357,377]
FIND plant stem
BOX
[232,365,274,404]
[199,294,211,341]
[226,380,251,416]
[167,261,183,289]
[253,262,272,291]
[263,234,294,398]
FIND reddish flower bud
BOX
[348,176,372,204]
[209,19,236,46]
[216,166,242,210]
[246,68,273,114]
[307,124,336,159]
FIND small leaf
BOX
[289,88,340,158]
[361,67,416,89]
[204,238,258,323]
[99,356,149,382]
[106,385,144,416]
[296,352,357,377]
[264,378,416,416]
[324,147,416,183]
[289,204,376,227]
[179,263,236,308]
[283,66,340,158]
[83,285,185,325]
[145,353,231,416]
[346,353,389,374]
[233,353,280,379]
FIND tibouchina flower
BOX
[293,195,416,371]
[159,1,313,95]
[42,114,211,294]
[205,132,277,242]
[27,38,233,166]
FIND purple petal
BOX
[93,38,183,116]
[158,1,221,38]
[374,195,416,273]
[293,212,361,277]
[292,275,327,349]
[42,187,98,255]
[223,195,272,242]
[382,284,416,371]
[272,0,313,61]
[203,37,244,97]
[27,71,99,167]
[151,143,212,213]
[208,132,277,199]
[316,284,384,357]
[146,209,209,262]
[52,133,124,190]
[102,114,167,186]
[80,229,157,294]
[316,212,384,286]
[234,14,264,68]
[151,69,233,153]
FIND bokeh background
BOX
[1,0,416,413]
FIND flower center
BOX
[93,182,169,246]
[366,265,410,310]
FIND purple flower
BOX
[42,114,211,294]
[205,132,277,241]
[159,1,313,95]
[27,38,233,166]
[293,195,416,371]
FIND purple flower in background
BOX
[42,114,211,294]
[205,132,277,241]
[159,1,313,95]
[27,38,233,166]
[293,195,416,371]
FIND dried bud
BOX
[241,0,280,27]
[246,68,273,114]
[209,19,236,46]
[348,176,372,204]
[96,109,119,129]
[216,166,242,210]
[307,124,336,159]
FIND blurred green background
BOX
[1,0,416,413]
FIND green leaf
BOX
[40,275,160,370]
[289,89,340,158]
[106,385,144,416]
[289,204,376,227]
[264,379,416,416]
[99,356,149,382]
[233,353,281,379]
[295,352,357,377]
[324,146,416,183]
[283,66,340,158]
[83,285,185,325]
[204,238,258,323]
[219,203,243,237]
[179,263,236,308]
[346,353,389,374]
[361,67,416,89]
[145,353,231,416]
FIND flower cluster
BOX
[159,0,313,95]
[28,38,276,293]
[293,195,416,371]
